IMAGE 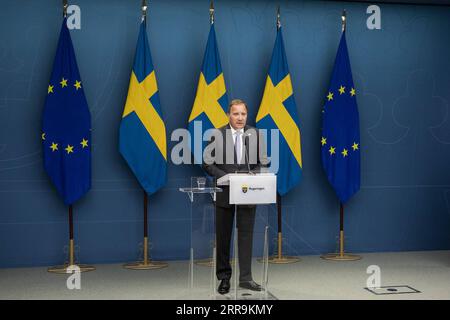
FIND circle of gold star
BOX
[50,142,58,152]
[327,92,334,101]
[80,138,88,148]
[65,145,74,154]
[74,80,82,90]
[329,146,336,155]
[60,78,68,88]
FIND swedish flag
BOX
[256,27,302,196]
[42,18,91,205]
[188,24,228,163]
[321,31,360,203]
[119,21,167,195]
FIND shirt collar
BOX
[229,124,243,135]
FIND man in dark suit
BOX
[203,99,268,295]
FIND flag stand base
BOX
[48,264,96,273]
[268,255,300,264]
[123,261,168,270]
[48,239,96,273]
[257,256,300,264]
[257,233,301,264]
[320,253,361,261]
[123,237,168,270]
[193,258,236,267]
[194,258,214,267]
[321,230,361,261]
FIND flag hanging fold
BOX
[188,24,228,163]
[321,31,360,203]
[119,21,167,195]
[42,18,91,205]
[256,27,302,196]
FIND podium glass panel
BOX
[179,177,219,298]
[225,204,272,300]
[179,176,273,300]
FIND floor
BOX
[0,250,449,300]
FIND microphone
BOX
[243,132,253,174]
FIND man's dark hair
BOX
[227,99,248,113]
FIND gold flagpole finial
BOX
[210,0,215,25]
[62,0,68,18]
[276,6,281,29]
[341,9,346,32]
[142,0,148,23]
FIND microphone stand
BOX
[243,133,253,174]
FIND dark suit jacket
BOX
[202,124,268,208]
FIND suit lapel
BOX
[224,126,235,167]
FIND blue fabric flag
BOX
[42,19,91,205]
[119,21,167,195]
[256,27,302,196]
[188,24,229,164]
[321,31,360,203]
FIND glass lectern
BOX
[179,175,274,300]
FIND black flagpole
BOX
[68,205,74,266]
[48,204,95,273]
[339,203,344,257]
[122,188,169,270]
[122,0,168,272]
[265,192,300,264]
[321,201,361,261]
[321,9,361,262]
[265,6,300,265]
[48,0,96,274]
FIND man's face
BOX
[228,103,247,130]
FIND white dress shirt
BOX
[230,125,244,164]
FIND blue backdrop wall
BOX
[1,0,450,268]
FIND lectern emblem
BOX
[241,184,248,193]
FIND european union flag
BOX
[256,27,302,196]
[42,19,91,205]
[188,24,228,163]
[119,21,167,195]
[321,31,360,203]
